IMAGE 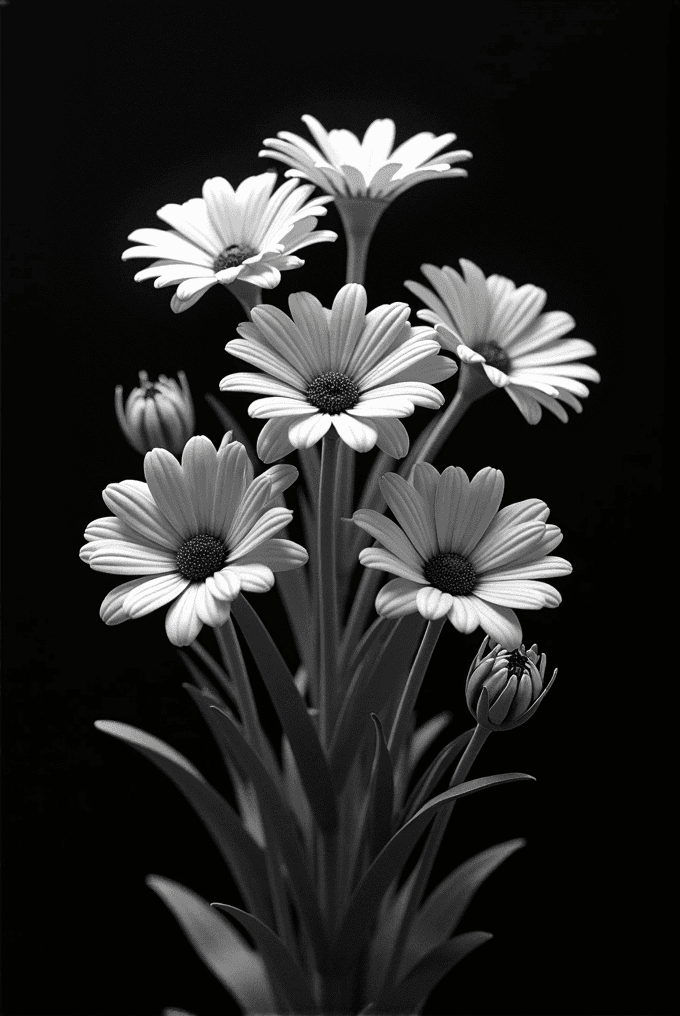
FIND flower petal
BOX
[375,578,421,618]
[288,413,332,448]
[468,597,522,649]
[99,578,147,625]
[228,563,276,593]
[123,572,189,619]
[227,507,292,560]
[447,596,480,634]
[87,540,178,575]
[352,509,424,569]
[144,447,198,539]
[233,538,308,572]
[455,467,505,557]
[332,413,378,451]
[380,473,438,559]
[164,584,204,646]
[256,417,297,463]
[359,547,428,584]
[435,466,471,552]
[372,418,409,458]
[181,436,218,534]
[416,586,455,620]
[194,582,234,627]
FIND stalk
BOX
[387,618,446,764]
[317,430,342,747]
[399,388,471,479]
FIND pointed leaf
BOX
[401,729,475,824]
[231,594,338,833]
[363,932,492,1015]
[368,714,395,861]
[282,735,313,851]
[405,839,525,973]
[409,712,453,770]
[208,705,330,970]
[189,639,236,701]
[330,773,534,974]
[147,876,276,1015]
[213,903,318,1015]
[95,721,273,927]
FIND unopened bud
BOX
[115,371,195,456]
[465,636,557,731]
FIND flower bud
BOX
[115,371,195,456]
[465,636,557,731]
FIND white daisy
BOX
[121,172,337,314]
[219,283,457,463]
[404,260,600,424]
[353,464,572,649]
[80,435,308,646]
[259,115,472,200]
[114,370,194,457]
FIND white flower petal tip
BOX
[362,467,571,641]
[220,284,450,459]
[115,370,195,458]
[409,261,599,423]
[259,116,472,200]
[81,434,307,645]
[122,173,335,312]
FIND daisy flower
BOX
[219,283,457,463]
[404,260,600,424]
[115,370,194,457]
[259,115,472,200]
[80,435,308,646]
[352,464,572,648]
[121,172,337,314]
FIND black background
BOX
[1,2,671,1015]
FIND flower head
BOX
[353,464,571,649]
[405,260,600,424]
[80,435,308,646]
[466,636,557,730]
[259,115,472,200]
[121,173,337,313]
[115,370,195,456]
[219,283,457,462]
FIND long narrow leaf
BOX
[213,903,318,1015]
[400,729,475,825]
[368,715,395,861]
[362,932,492,1015]
[95,721,273,928]
[147,876,276,1015]
[402,839,525,976]
[329,773,534,974]
[409,712,453,770]
[231,594,338,833]
[281,735,313,852]
[208,705,330,970]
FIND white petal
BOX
[208,568,242,601]
[331,413,378,451]
[448,597,480,634]
[455,467,505,557]
[352,509,424,569]
[144,447,198,538]
[331,284,368,373]
[372,418,410,458]
[234,538,308,572]
[225,337,308,389]
[228,564,276,593]
[359,547,428,584]
[473,579,556,609]
[416,586,455,619]
[181,436,218,534]
[218,373,306,399]
[505,384,543,425]
[256,417,297,463]
[360,381,444,409]
[248,397,317,419]
[505,311,576,357]
[379,473,438,559]
[227,507,292,560]
[347,397,413,418]
[171,278,218,313]
[164,584,204,646]
[435,466,471,552]
[288,413,332,448]
[194,582,234,627]
[87,540,178,575]
[375,578,421,618]
[99,578,147,625]
[490,556,572,580]
[468,597,522,649]
[470,521,547,574]
[123,572,189,618]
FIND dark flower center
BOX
[424,551,477,596]
[307,371,360,414]
[142,383,161,399]
[476,341,510,373]
[213,244,257,273]
[505,649,529,679]
[176,534,227,581]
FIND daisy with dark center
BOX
[80,435,308,646]
[352,463,572,648]
[121,172,337,314]
[219,283,457,462]
[404,259,599,424]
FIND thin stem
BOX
[339,560,383,666]
[387,618,446,763]
[317,429,342,748]
[228,279,262,318]
[400,388,471,479]
[380,723,491,993]
[335,197,388,286]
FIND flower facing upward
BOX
[404,260,600,424]
[80,435,308,646]
[465,636,557,730]
[121,173,337,313]
[115,370,195,456]
[219,283,457,462]
[353,464,571,649]
[259,115,472,200]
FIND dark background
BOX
[1,2,670,1014]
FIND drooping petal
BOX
[448,596,480,634]
[194,582,234,626]
[331,413,378,451]
[228,563,276,593]
[99,578,147,625]
[256,416,297,463]
[372,418,410,458]
[359,547,428,584]
[288,413,332,448]
[123,572,189,618]
[416,586,455,620]
[375,578,421,618]
[164,583,204,646]
[468,597,522,649]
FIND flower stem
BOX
[317,429,341,748]
[380,723,492,993]
[387,618,446,763]
[228,279,262,318]
[335,197,388,286]
[400,388,471,479]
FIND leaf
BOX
[147,876,276,1015]
[329,773,534,974]
[213,903,318,1015]
[330,614,425,794]
[409,712,453,770]
[205,392,257,463]
[95,721,273,928]
[231,595,338,833]
[362,932,492,1015]
[402,839,525,977]
[367,715,395,861]
[178,649,225,705]
[207,705,330,971]
[400,728,475,825]
[189,639,235,701]
[281,735,313,852]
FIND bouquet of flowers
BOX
[80,114,599,1015]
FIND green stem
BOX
[317,429,342,748]
[335,197,388,286]
[228,279,262,318]
[400,388,471,479]
[387,618,446,764]
[380,723,492,992]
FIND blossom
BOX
[115,370,195,456]
[80,435,308,646]
[219,283,457,462]
[352,464,571,649]
[259,115,472,200]
[404,260,600,423]
[121,173,337,313]
[465,636,557,730]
